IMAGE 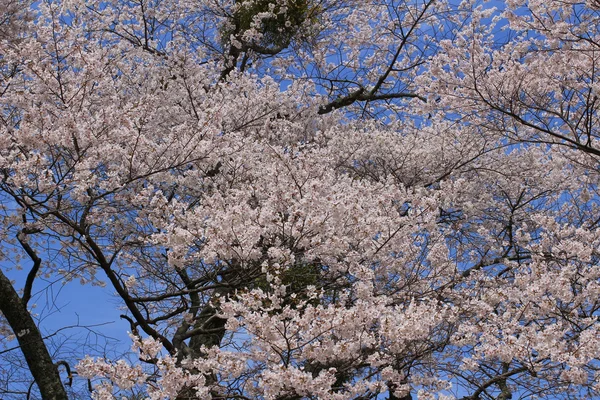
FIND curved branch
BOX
[459,366,528,400]
[16,232,41,307]
[318,89,425,114]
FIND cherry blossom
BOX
[0,1,599,399]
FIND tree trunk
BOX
[0,269,68,400]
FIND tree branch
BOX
[16,232,42,307]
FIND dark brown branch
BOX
[46,210,178,355]
[16,232,42,307]
[318,89,425,114]
[318,87,366,114]
[459,366,528,400]
[55,361,72,387]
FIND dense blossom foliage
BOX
[1,0,600,399]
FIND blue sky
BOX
[2,262,132,362]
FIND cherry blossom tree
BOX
[0,0,599,399]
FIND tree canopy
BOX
[1,0,600,399]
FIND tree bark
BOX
[0,269,68,400]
